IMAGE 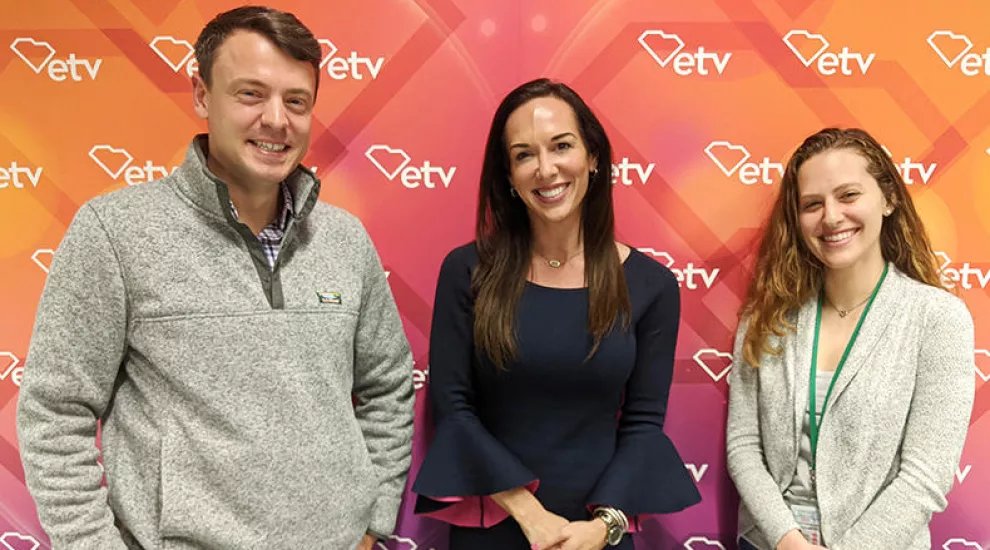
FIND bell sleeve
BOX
[585,265,702,526]
[412,246,539,527]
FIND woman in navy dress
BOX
[412,79,701,550]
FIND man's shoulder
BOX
[84,178,175,218]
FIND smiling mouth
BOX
[250,140,289,153]
[821,228,859,243]
[535,183,569,199]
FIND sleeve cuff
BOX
[412,417,539,527]
[367,495,402,538]
[586,432,701,515]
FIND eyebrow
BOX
[799,182,862,200]
[229,78,313,98]
[508,132,578,150]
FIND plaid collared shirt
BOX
[230,182,294,269]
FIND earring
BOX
[509,187,518,198]
[884,207,893,217]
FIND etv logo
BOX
[935,251,990,290]
[683,536,726,550]
[611,157,656,185]
[942,539,983,550]
[637,248,720,290]
[365,145,456,189]
[9,38,103,81]
[705,141,781,185]
[782,30,875,76]
[693,349,732,382]
[0,161,43,189]
[881,146,936,185]
[89,145,178,186]
[638,31,732,76]
[149,37,384,80]
[149,36,199,77]
[974,350,990,383]
[928,31,990,76]
[0,352,24,388]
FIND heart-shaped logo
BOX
[934,251,952,271]
[0,532,40,550]
[149,36,194,72]
[927,31,974,68]
[942,538,982,550]
[693,349,733,382]
[89,145,134,180]
[974,350,990,382]
[704,141,751,177]
[9,38,56,73]
[782,30,830,66]
[683,536,726,550]
[31,248,54,273]
[365,145,411,180]
[638,30,685,67]
[375,535,420,550]
[0,352,20,380]
[318,38,339,68]
[636,247,675,268]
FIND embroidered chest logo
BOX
[317,291,342,305]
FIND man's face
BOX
[192,30,316,191]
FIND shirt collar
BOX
[229,182,295,232]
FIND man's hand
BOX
[355,533,378,550]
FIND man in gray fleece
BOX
[16,6,414,550]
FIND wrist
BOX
[593,515,609,541]
[593,506,628,546]
[775,529,808,550]
[493,487,545,526]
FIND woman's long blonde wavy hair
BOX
[740,128,944,368]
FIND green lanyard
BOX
[808,264,888,485]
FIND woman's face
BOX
[503,96,596,229]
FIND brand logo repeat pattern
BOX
[1,2,987,550]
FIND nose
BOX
[822,197,843,227]
[536,150,558,181]
[260,98,288,130]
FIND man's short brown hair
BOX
[194,6,322,95]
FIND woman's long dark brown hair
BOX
[473,78,630,369]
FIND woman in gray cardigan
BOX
[726,128,975,550]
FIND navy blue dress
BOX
[413,244,701,549]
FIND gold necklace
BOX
[534,248,583,269]
[825,293,872,318]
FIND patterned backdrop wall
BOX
[1,0,988,548]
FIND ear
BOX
[589,153,599,174]
[192,74,210,120]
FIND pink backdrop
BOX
[1,1,988,548]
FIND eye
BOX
[514,151,531,162]
[841,191,860,200]
[555,142,573,151]
[802,201,821,211]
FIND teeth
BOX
[254,141,287,152]
[537,185,565,198]
[823,230,856,242]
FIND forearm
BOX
[18,395,128,549]
[491,486,547,523]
